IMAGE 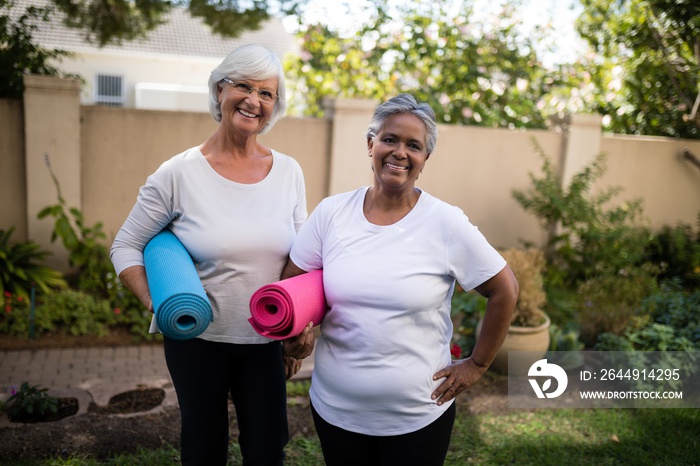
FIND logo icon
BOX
[528,359,568,398]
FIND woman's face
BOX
[368,113,430,191]
[218,77,278,136]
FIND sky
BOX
[283,0,585,66]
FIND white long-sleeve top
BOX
[110,147,307,344]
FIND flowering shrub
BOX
[450,286,487,359]
[577,264,659,346]
[25,160,159,342]
[105,272,160,342]
[4,382,57,422]
[0,291,52,336]
[37,289,118,337]
[1,288,135,339]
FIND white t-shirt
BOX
[290,187,505,435]
[110,147,307,344]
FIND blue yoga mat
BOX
[144,230,213,340]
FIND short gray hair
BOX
[366,94,438,154]
[208,44,287,134]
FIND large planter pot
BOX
[476,310,551,375]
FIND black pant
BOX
[311,401,456,466]
[164,337,288,466]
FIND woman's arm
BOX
[279,259,316,360]
[431,265,519,405]
[281,259,308,280]
[118,265,154,312]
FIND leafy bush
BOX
[511,141,666,346]
[594,282,699,351]
[105,271,160,342]
[500,248,547,326]
[3,288,120,338]
[450,286,487,358]
[4,382,57,422]
[624,323,695,351]
[541,284,579,329]
[549,324,585,352]
[512,141,650,289]
[27,156,158,342]
[548,323,585,369]
[37,289,118,337]
[37,155,113,297]
[596,323,695,352]
[0,290,54,337]
[37,198,112,296]
[645,220,700,290]
[642,281,700,346]
[1,286,157,341]
[0,227,66,299]
[577,264,658,347]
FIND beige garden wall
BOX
[0,99,26,241]
[598,135,700,229]
[419,125,562,249]
[80,107,331,245]
[3,75,700,272]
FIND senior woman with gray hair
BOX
[283,94,519,465]
[110,44,313,466]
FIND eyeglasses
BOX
[220,77,278,104]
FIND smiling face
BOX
[368,113,431,192]
[218,77,279,137]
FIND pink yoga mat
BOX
[249,270,327,340]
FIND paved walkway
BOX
[0,344,313,424]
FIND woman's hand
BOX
[282,321,315,359]
[283,354,303,380]
[431,357,488,406]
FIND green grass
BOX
[3,395,698,465]
[447,408,699,465]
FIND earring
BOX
[368,150,372,157]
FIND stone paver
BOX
[0,343,314,419]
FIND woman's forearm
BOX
[470,265,519,368]
[118,265,153,312]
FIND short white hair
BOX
[366,94,438,154]
[208,44,287,134]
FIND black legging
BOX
[164,337,288,466]
[311,400,456,466]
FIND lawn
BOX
[4,374,698,466]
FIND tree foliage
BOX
[0,0,72,98]
[284,0,586,129]
[576,0,700,138]
[51,0,306,46]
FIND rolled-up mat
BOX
[144,229,213,340]
[249,270,327,340]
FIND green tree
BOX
[576,0,700,138]
[284,0,586,129]
[0,0,72,98]
[50,0,307,46]
[1,0,307,98]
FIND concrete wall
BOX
[2,75,700,272]
[79,107,331,246]
[0,99,26,240]
[22,75,82,271]
[598,135,700,228]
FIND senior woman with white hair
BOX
[110,44,313,466]
[283,94,519,466]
